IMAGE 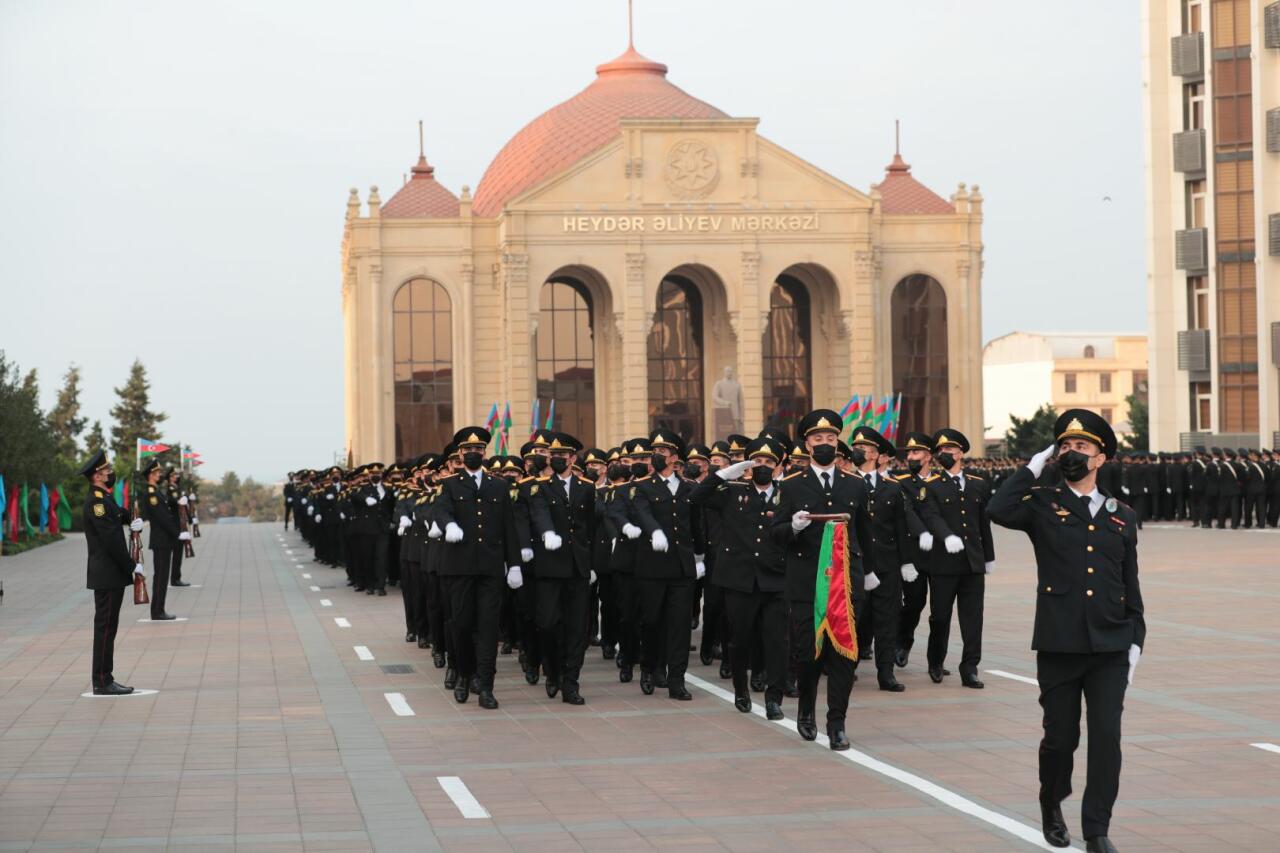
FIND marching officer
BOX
[921,428,993,689]
[79,449,145,695]
[141,458,184,621]
[988,409,1145,853]
[895,432,936,670]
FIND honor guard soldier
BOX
[604,440,649,683]
[141,458,183,621]
[79,450,144,694]
[529,433,597,704]
[691,436,789,718]
[511,437,551,684]
[166,467,191,587]
[1242,449,1267,529]
[771,409,879,750]
[921,428,993,688]
[350,463,395,595]
[895,432,936,669]
[1187,447,1208,527]
[283,472,296,530]
[584,448,620,661]
[433,427,522,709]
[988,409,1145,853]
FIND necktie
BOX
[955,475,964,493]
[821,472,831,492]
[563,477,571,499]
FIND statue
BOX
[711,365,744,437]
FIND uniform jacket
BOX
[769,466,878,604]
[142,482,180,551]
[84,487,134,590]
[919,470,994,575]
[690,475,785,594]
[602,480,638,574]
[529,473,596,579]
[627,474,704,580]
[433,469,520,577]
[349,482,395,535]
[861,471,923,579]
[592,483,619,576]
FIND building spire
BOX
[411,119,435,178]
[628,0,634,48]
[418,119,424,159]
[894,118,900,156]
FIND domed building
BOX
[342,38,985,460]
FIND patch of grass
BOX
[1,533,65,556]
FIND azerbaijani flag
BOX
[500,402,513,454]
[56,484,73,532]
[812,520,858,661]
[544,399,556,430]
[113,477,125,507]
[48,487,61,536]
[182,450,200,460]
[530,398,541,437]
[0,475,6,545]
[39,483,49,533]
[138,438,169,456]
[20,483,35,538]
[838,392,859,421]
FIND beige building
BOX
[341,38,986,462]
[1143,0,1280,451]
[983,332,1149,442]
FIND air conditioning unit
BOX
[1171,32,1205,75]
[1176,228,1209,271]
[1179,431,1210,452]
[1268,107,1280,153]
[1177,329,1211,372]
[1266,2,1280,49]
[1173,129,1206,173]
[1270,213,1280,257]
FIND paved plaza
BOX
[0,522,1277,852]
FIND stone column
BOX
[368,263,386,463]
[459,261,476,422]
[621,252,649,437]
[503,252,531,430]
[737,250,765,430]
[850,248,879,395]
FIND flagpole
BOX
[135,437,140,471]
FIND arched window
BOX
[891,275,948,436]
[648,275,704,442]
[537,279,595,445]
[1083,345,1096,358]
[393,279,453,458]
[762,276,812,436]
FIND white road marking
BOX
[285,549,293,554]
[80,688,159,698]
[302,573,312,579]
[686,673,1062,851]
[334,617,350,628]
[385,692,415,716]
[437,776,490,819]
[320,599,332,607]
[354,646,375,661]
[309,585,321,592]
[1251,743,1280,755]
[986,669,1040,686]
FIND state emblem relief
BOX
[665,139,719,199]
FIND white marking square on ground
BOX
[354,646,374,661]
[320,599,332,607]
[437,776,489,819]
[309,585,321,591]
[302,573,312,579]
[334,617,350,628]
[384,692,414,716]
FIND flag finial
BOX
[627,0,634,48]
[418,119,424,159]
[894,119,900,156]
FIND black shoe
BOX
[453,683,469,703]
[588,636,601,647]
[734,692,752,713]
[1085,837,1119,853]
[432,651,446,668]
[654,670,669,689]
[418,637,430,649]
[92,681,134,696]
[405,632,417,643]
[878,676,905,692]
[545,680,560,699]
[602,644,616,660]
[858,648,873,661]
[895,648,909,668]
[562,688,585,706]
[827,724,850,751]
[444,668,458,690]
[765,701,784,720]
[928,666,944,683]
[354,586,365,592]
[640,669,655,695]
[719,660,732,680]
[961,674,985,689]
[784,679,800,698]
[500,641,513,655]
[619,665,633,683]
[797,712,818,741]
[478,690,498,710]
[750,673,765,693]
[470,675,482,695]
[151,613,177,621]
[172,580,192,587]
[700,647,715,666]
[668,685,692,701]
[376,588,386,596]
[524,667,540,685]
[1041,802,1070,848]
[518,649,528,667]
[366,589,375,595]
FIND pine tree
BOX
[85,420,107,454]
[49,364,88,462]
[109,359,167,463]
[1003,404,1059,458]
[0,352,58,486]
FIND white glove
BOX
[901,563,918,583]
[301,498,308,506]
[590,570,597,584]
[178,496,188,506]
[695,560,706,580]
[130,518,144,532]
[398,515,411,530]
[1122,486,1130,495]
[365,496,377,506]
[339,512,345,520]
[520,547,534,563]
[1127,643,1140,685]
[944,535,963,554]
[716,459,756,481]
[179,532,192,541]
[984,561,994,574]
[506,565,523,590]
[444,522,464,543]
[864,572,880,591]
[134,563,145,576]
[919,532,934,552]
[543,531,563,551]
[1166,487,1172,494]
[428,521,442,539]
[286,497,293,504]
[791,510,812,532]
[326,493,335,500]
[651,529,669,553]
[622,523,641,540]
[192,517,198,524]
[610,538,617,553]
[1027,443,1056,478]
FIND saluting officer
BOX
[141,458,183,621]
[79,449,145,695]
[988,409,1144,853]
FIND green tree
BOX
[1122,394,1149,451]
[49,364,87,463]
[0,351,58,500]
[85,420,107,454]
[1003,404,1059,458]
[109,359,166,467]
[201,470,280,522]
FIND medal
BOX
[1105,498,1118,514]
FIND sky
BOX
[0,1,1146,482]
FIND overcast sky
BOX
[0,1,1145,482]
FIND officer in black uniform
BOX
[921,428,994,689]
[1242,448,1267,529]
[1187,447,1208,527]
[79,450,145,694]
[1217,448,1243,529]
[691,436,789,718]
[988,408,1145,853]
[895,432,936,669]
[604,440,647,683]
[141,458,183,621]
[1267,448,1280,527]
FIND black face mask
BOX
[650,454,670,474]
[907,459,924,475]
[503,473,520,483]
[331,478,341,486]
[810,445,837,466]
[936,451,958,470]
[751,466,775,486]
[684,464,703,480]
[528,455,547,473]
[549,456,569,474]
[608,464,629,481]
[371,476,381,484]
[1058,450,1092,483]
[850,448,867,467]
[630,462,649,478]
[462,451,484,471]
[104,472,116,489]
[586,465,604,480]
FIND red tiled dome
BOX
[471,45,728,217]
[874,153,953,215]
[383,155,460,219]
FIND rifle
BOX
[190,492,201,538]
[178,496,196,558]
[130,500,149,605]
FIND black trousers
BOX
[514,570,541,673]
[150,547,172,618]
[856,569,902,680]
[613,571,642,668]
[700,579,727,659]
[596,572,619,649]
[535,575,590,689]
[898,574,928,654]
[92,587,126,688]
[443,574,502,688]
[724,586,786,703]
[1216,494,1241,529]
[637,576,694,686]
[789,605,855,725]
[423,570,449,659]
[400,557,419,633]
[284,502,292,529]
[1268,493,1280,526]
[1199,492,1218,528]
[926,572,985,677]
[1242,492,1265,528]
[1037,650,1128,839]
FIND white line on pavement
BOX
[385,692,415,717]
[354,646,375,661]
[334,617,351,628]
[302,573,312,579]
[309,585,321,591]
[437,776,490,819]
[986,669,1039,686]
[1251,743,1280,755]
[285,549,293,554]
[685,673,1063,851]
[320,599,332,607]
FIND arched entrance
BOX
[891,274,949,435]
[648,273,705,442]
[762,274,813,436]
[536,277,596,445]
[392,278,454,458]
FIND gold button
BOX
[1087,545,1094,552]
[961,510,967,515]
[1088,524,1096,531]
[1087,568,1094,574]
[1086,590,1094,597]
[1046,586,1052,592]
